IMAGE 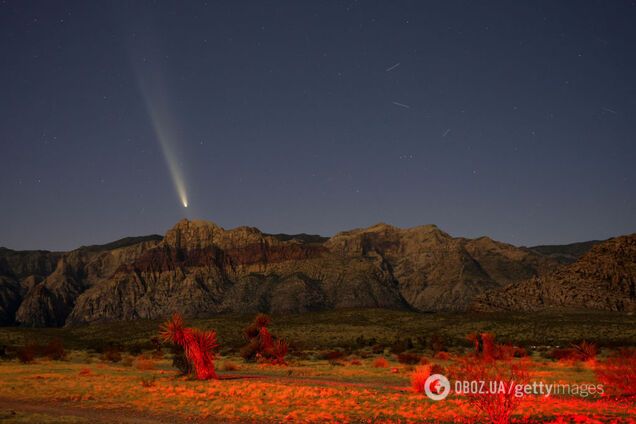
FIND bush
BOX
[429,334,447,354]
[373,357,389,368]
[101,347,122,363]
[43,339,66,360]
[595,348,636,398]
[396,352,421,365]
[161,313,218,380]
[17,343,37,364]
[549,342,597,362]
[410,365,432,394]
[240,314,287,365]
[390,337,414,354]
[349,358,362,366]
[434,351,451,360]
[450,355,529,424]
[371,344,385,354]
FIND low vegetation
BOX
[0,309,634,422]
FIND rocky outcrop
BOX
[472,234,636,312]
[64,220,558,324]
[9,219,630,327]
[12,237,161,326]
[325,224,556,311]
[527,240,601,264]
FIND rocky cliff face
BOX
[62,220,558,325]
[0,237,161,326]
[0,248,60,324]
[5,219,619,327]
[472,234,636,312]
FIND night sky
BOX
[1,1,635,251]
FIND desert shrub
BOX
[573,341,597,361]
[450,355,529,424]
[396,352,421,365]
[240,314,288,365]
[135,356,156,371]
[272,339,289,365]
[42,338,66,360]
[349,358,362,365]
[101,347,122,363]
[390,337,414,354]
[429,333,447,354]
[127,344,143,356]
[481,333,496,361]
[434,351,451,360]
[468,333,527,361]
[430,363,445,375]
[371,344,385,354]
[373,357,389,368]
[17,343,37,364]
[595,348,636,398]
[410,365,432,393]
[161,313,218,380]
[549,341,597,362]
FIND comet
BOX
[132,54,190,210]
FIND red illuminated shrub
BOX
[373,357,389,368]
[468,333,526,361]
[271,339,289,365]
[549,341,597,362]
[410,364,432,394]
[434,351,451,360]
[240,314,288,365]
[595,348,636,398]
[160,313,218,380]
[450,354,529,424]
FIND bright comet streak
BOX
[134,58,189,209]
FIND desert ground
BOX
[0,309,634,423]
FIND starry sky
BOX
[1,1,635,251]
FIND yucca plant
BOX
[160,313,218,380]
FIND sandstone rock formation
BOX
[64,220,557,325]
[472,234,636,312]
[4,219,628,327]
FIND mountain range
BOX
[0,219,633,327]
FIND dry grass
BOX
[0,351,633,422]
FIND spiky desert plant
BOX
[160,313,218,380]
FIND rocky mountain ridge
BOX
[0,220,629,327]
[472,234,636,312]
